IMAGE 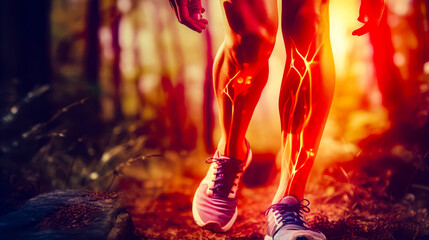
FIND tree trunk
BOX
[82,0,102,134]
[369,9,406,125]
[0,0,52,136]
[84,0,101,86]
[202,0,215,153]
[111,9,123,120]
[0,0,51,97]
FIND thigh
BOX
[220,0,278,37]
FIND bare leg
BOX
[273,0,335,203]
[215,0,278,160]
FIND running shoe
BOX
[192,140,252,232]
[265,196,326,240]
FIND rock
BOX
[0,190,134,240]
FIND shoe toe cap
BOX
[193,183,238,229]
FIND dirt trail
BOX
[120,167,429,240]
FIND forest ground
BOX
[119,147,429,240]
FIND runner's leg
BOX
[273,0,335,203]
[215,0,278,160]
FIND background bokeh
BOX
[1,0,429,231]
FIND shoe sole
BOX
[265,233,324,240]
[265,235,309,240]
[192,189,238,232]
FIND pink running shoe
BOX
[192,140,252,232]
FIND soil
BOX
[120,164,429,240]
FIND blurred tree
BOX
[0,0,51,94]
[82,0,103,135]
[84,0,101,89]
[369,9,406,126]
[409,0,429,130]
[153,0,197,151]
[411,0,429,71]
[366,3,429,198]
[0,0,52,148]
[0,0,51,113]
[111,3,124,120]
[203,0,215,153]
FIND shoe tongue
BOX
[279,196,299,205]
[214,151,245,165]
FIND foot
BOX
[265,196,326,240]
[192,140,252,232]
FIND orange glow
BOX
[94,0,394,172]
[222,71,252,103]
[281,39,320,190]
[245,76,252,85]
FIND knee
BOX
[228,27,277,67]
[282,2,322,37]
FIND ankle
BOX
[217,139,248,161]
[287,194,302,201]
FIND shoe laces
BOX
[265,199,311,228]
[205,157,243,197]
